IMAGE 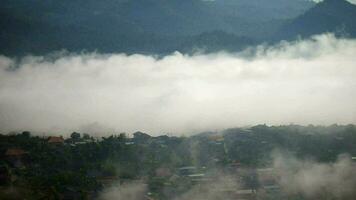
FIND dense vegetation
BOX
[1,124,356,199]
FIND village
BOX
[1,125,356,199]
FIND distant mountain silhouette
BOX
[178,30,257,53]
[276,0,356,40]
[3,0,356,55]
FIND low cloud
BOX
[0,34,356,135]
[173,175,241,200]
[99,182,147,200]
[98,174,242,200]
[97,152,356,200]
[273,152,356,199]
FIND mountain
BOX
[0,0,316,56]
[177,30,257,53]
[210,0,315,38]
[276,0,356,40]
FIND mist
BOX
[97,152,356,200]
[99,182,147,200]
[0,34,356,135]
[273,152,356,199]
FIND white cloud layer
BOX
[0,34,356,135]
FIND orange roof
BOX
[48,136,64,143]
[5,148,27,156]
[209,135,224,141]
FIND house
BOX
[74,141,87,145]
[155,167,172,177]
[257,168,280,192]
[4,148,28,168]
[133,132,151,143]
[125,141,135,145]
[5,148,26,157]
[213,188,256,200]
[257,168,277,182]
[206,135,224,146]
[178,166,197,176]
[229,160,242,168]
[47,136,64,146]
[188,173,210,184]
[235,189,256,200]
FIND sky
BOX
[0,34,356,136]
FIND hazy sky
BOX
[0,34,356,136]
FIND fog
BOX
[99,182,147,200]
[98,152,356,200]
[0,34,356,135]
[273,152,356,199]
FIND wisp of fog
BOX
[273,152,356,199]
[0,34,356,135]
[97,152,356,200]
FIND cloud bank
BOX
[0,34,356,135]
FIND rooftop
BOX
[47,136,64,143]
[5,148,27,156]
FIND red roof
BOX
[48,136,64,143]
[5,148,27,156]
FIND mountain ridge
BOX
[275,0,356,39]
[2,0,356,55]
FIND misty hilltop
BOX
[1,0,356,55]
